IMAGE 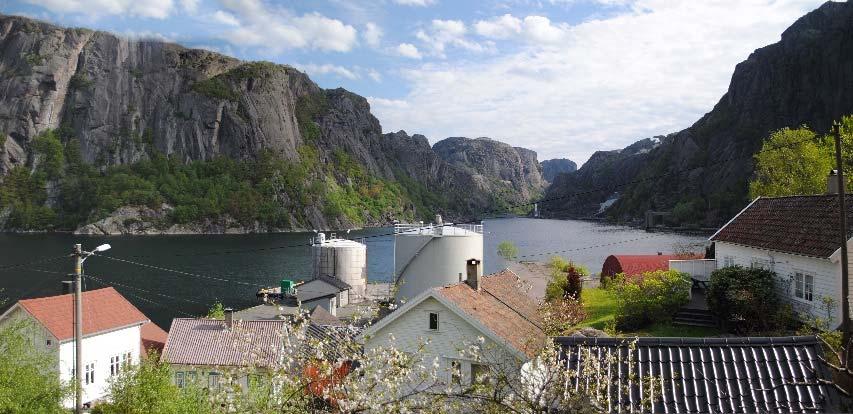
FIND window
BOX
[84,363,95,385]
[428,312,439,331]
[723,256,734,267]
[110,355,121,376]
[45,339,52,346]
[187,371,197,385]
[122,352,132,367]
[450,360,462,385]
[208,372,220,390]
[175,372,185,388]
[751,258,772,271]
[471,363,490,384]
[794,272,814,301]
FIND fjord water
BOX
[0,218,706,328]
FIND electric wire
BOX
[0,254,69,270]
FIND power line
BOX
[515,234,664,259]
[83,275,200,318]
[0,254,68,271]
[83,273,210,307]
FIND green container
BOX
[280,279,294,292]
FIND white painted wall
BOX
[363,296,520,392]
[395,231,484,302]
[715,241,843,326]
[58,325,142,407]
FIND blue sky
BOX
[2,0,827,164]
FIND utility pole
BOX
[72,243,83,414]
[834,122,851,367]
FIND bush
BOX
[706,266,780,333]
[545,256,589,302]
[497,241,518,261]
[612,270,691,330]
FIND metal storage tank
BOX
[312,233,368,302]
[394,216,484,302]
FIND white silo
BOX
[312,233,368,303]
[394,216,484,302]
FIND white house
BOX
[709,194,853,327]
[359,263,545,389]
[161,312,289,392]
[0,287,160,408]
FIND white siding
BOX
[363,297,520,391]
[715,242,843,326]
[58,325,142,407]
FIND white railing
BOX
[394,222,483,236]
[669,259,717,282]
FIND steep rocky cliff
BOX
[540,158,577,183]
[432,137,545,205]
[0,15,540,233]
[543,1,853,225]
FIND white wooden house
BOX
[709,194,853,327]
[0,287,160,408]
[359,265,545,390]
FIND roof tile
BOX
[162,318,288,367]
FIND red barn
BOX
[600,254,700,279]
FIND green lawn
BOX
[577,288,721,337]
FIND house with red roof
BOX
[359,261,545,391]
[0,287,164,408]
[600,254,687,279]
[710,194,853,327]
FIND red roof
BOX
[601,254,698,277]
[17,287,149,341]
[141,322,168,354]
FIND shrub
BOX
[545,256,589,302]
[612,270,691,330]
[706,266,780,333]
[192,77,235,100]
[497,240,518,261]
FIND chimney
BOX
[224,307,234,329]
[466,259,482,291]
[62,280,74,295]
[828,170,840,194]
[435,214,443,225]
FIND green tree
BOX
[31,129,65,180]
[496,240,519,261]
[205,301,225,319]
[94,351,211,414]
[545,256,589,302]
[706,266,782,333]
[611,270,691,330]
[749,126,831,198]
[0,320,71,413]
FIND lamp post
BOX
[71,243,111,414]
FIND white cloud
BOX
[23,0,176,19]
[370,0,825,164]
[296,63,359,80]
[367,69,382,82]
[392,0,436,6]
[121,30,175,42]
[415,19,489,57]
[396,43,422,59]
[211,10,240,26]
[218,0,358,53]
[474,14,522,39]
[364,22,383,48]
[180,0,200,13]
[368,97,409,109]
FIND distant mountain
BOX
[0,15,541,233]
[542,1,853,225]
[540,158,577,183]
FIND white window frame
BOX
[449,359,463,385]
[122,351,132,367]
[723,256,734,267]
[84,362,95,385]
[794,272,814,302]
[110,355,120,376]
[175,371,185,388]
[428,312,439,331]
[751,258,772,271]
[208,372,221,390]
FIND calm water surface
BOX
[0,218,707,328]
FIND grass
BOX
[576,288,722,337]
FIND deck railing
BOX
[394,222,483,235]
[669,259,717,282]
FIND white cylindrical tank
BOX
[312,237,367,302]
[394,223,484,302]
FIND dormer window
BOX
[429,312,439,331]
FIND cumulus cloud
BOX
[364,22,383,48]
[368,97,410,109]
[296,63,359,80]
[367,69,382,82]
[370,0,824,163]
[392,0,436,6]
[211,10,240,26]
[396,43,422,59]
[180,0,200,13]
[415,19,489,57]
[218,0,358,53]
[23,0,176,19]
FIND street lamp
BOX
[71,243,111,414]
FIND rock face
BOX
[540,158,577,183]
[543,1,853,224]
[0,14,543,232]
[432,137,545,203]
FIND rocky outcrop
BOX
[433,137,545,202]
[540,158,577,183]
[0,14,543,232]
[543,1,853,224]
[74,205,281,235]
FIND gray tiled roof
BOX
[314,274,351,291]
[298,277,347,302]
[162,318,288,368]
[555,336,839,413]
